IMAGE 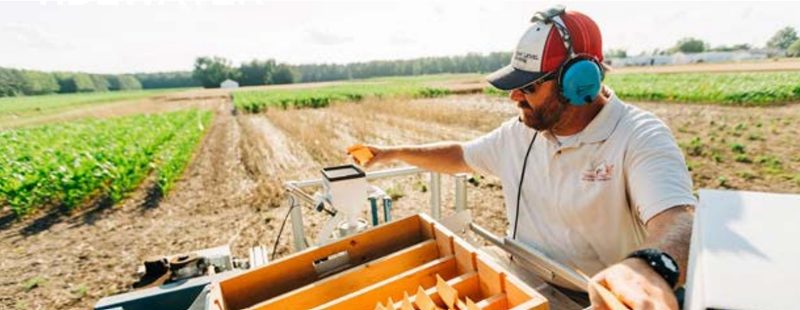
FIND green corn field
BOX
[0,109,212,216]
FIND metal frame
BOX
[283,166,469,251]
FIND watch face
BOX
[661,254,678,273]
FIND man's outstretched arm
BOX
[356,142,473,174]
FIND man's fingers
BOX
[588,283,610,310]
[602,273,648,310]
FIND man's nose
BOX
[510,89,526,102]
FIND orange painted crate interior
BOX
[207,213,548,310]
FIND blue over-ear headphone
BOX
[532,5,604,106]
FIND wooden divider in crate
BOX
[207,213,548,310]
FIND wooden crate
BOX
[207,213,548,310]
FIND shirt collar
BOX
[541,90,625,151]
[577,91,624,144]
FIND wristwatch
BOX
[626,248,680,289]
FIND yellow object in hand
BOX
[347,144,374,165]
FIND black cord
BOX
[271,195,296,261]
[513,131,538,240]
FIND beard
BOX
[517,96,567,131]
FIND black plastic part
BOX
[321,164,366,182]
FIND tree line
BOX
[0,52,512,97]
[609,26,800,57]
[3,25,798,97]
[188,52,512,88]
[0,67,143,97]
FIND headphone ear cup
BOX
[559,59,603,106]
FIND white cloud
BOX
[0,1,798,73]
[389,32,417,46]
[307,29,354,46]
[0,23,72,51]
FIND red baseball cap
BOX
[487,9,603,90]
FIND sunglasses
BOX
[519,72,556,95]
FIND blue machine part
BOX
[383,198,392,222]
[369,197,379,226]
[94,271,239,310]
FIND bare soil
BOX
[1,90,798,309]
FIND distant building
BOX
[606,50,769,67]
[672,51,767,65]
[607,55,671,67]
[220,79,239,89]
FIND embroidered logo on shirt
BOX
[582,160,614,181]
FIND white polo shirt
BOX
[463,91,696,287]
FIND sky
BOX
[1,0,798,74]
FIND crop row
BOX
[484,71,800,106]
[606,71,800,105]
[0,110,212,216]
[233,81,451,113]
[0,88,182,120]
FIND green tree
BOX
[767,26,798,50]
[604,49,627,58]
[19,70,59,95]
[192,56,240,88]
[107,75,143,90]
[239,59,276,86]
[133,71,200,89]
[117,75,143,90]
[90,75,109,92]
[270,64,297,84]
[56,73,96,93]
[671,37,707,54]
[788,39,800,57]
[0,68,24,97]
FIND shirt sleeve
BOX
[462,119,514,176]
[625,118,697,224]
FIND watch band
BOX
[626,248,679,289]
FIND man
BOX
[352,7,695,310]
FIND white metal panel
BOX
[686,189,800,309]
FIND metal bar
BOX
[288,166,425,189]
[469,223,589,291]
[454,173,467,213]
[469,221,505,248]
[289,194,307,251]
[429,172,442,219]
[284,183,315,205]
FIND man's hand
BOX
[348,144,391,168]
[589,258,678,310]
